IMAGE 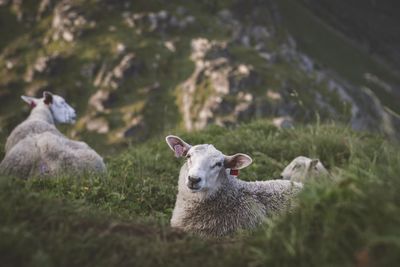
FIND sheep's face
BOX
[49,94,77,124]
[281,156,328,182]
[21,91,77,124]
[184,144,225,192]
[166,135,252,194]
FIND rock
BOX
[164,41,176,52]
[118,116,145,138]
[237,64,252,76]
[234,92,253,117]
[5,60,14,70]
[116,43,126,54]
[122,9,195,33]
[258,52,276,62]
[178,38,261,131]
[267,90,282,101]
[113,53,135,79]
[50,0,93,43]
[34,56,49,73]
[36,0,51,20]
[24,54,62,82]
[85,52,139,136]
[62,31,74,42]
[86,117,109,134]
[89,90,114,113]
[93,53,136,90]
[273,116,294,129]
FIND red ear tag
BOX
[230,169,239,176]
[30,102,37,109]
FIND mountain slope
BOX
[0,0,399,153]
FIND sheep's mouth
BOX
[187,183,201,192]
[68,116,77,124]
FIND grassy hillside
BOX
[1,1,400,266]
[1,121,399,267]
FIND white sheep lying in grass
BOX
[4,92,74,153]
[0,91,106,178]
[280,156,329,183]
[166,135,303,237]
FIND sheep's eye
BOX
[292,164,300,170]
[213,162,222,168]
[186,154,191,159]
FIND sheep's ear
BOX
[224,153,252,170]
[165,135,191,157]
[309,159,319,169]
[21,96,38,108]
[43,91,53,105]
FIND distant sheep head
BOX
[21,91,77,124]
[166,135,252,193]
[281,156,329,182]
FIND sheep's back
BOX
[35,133,106,175]
[245,180,303,214]
[1,132,106,178]
[0,137,41,178]
[5,120,62,154]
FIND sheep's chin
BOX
[54,116,76,124]
[189,188,201,193]
[187,184,202,192]
[186,181,205,192]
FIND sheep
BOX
[0,91,106,178]
[280,156,329,183]
[165,135,303,237]
[4,91,76,153]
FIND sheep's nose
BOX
[188,176,201,184]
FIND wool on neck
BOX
[28,105,54,125]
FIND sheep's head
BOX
[166,135,252,193]
[21,91,77,124]
[280,156,328,182]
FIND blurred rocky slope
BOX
[0,0,399,153]
[301,0,400,71]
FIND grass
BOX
[1,1,400,264]
[0,121,399,266]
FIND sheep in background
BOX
[4,92,76,153]
[280,156,329,183]
[0,91,106,178]
[165,135,303,237]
